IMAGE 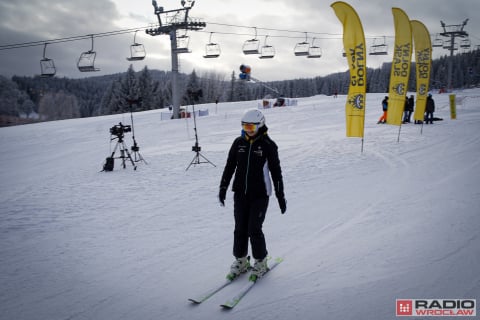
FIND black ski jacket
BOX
[220,125,284,199]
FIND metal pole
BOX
[447,34,454,90]
[170,29,180,119]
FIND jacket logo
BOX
[254,147,263,157]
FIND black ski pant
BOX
[233,192,269,260]
[425,111,434,124]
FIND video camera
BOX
[109,122,131,138]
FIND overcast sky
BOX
[0,0,478,81]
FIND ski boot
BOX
[249,258,268,282]
[226,256,250,281]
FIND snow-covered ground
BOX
[1,89,479,320]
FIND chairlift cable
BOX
[0,19,412,52]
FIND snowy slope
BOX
[1,89,479,320]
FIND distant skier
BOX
[425,93,435,124]
[403,95,414,123]
[219,108,287,280]
[377,96,388,124]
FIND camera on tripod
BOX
[109,122,131,138]
[192,144,201,152]
[187,89,203,102]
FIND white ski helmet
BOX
[241,109,265,128]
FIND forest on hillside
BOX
[0,49,479,126]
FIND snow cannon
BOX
[239,64,251,81]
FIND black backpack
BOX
[102,157,114,172]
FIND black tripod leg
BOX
[123,147,137,170]
[185,152,200,171]
[198,152,216,167]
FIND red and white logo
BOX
[396,299,476,317]
[396,300,413,316]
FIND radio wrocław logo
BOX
[396,299,476,317]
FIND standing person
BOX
[403,95,414,123]
[377,96,388,124]
[218,109,287,280]
[407,95,415,123]
[425,93,435,124]
[402,96,409,123]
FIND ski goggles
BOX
[242,122,259,132]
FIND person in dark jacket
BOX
[219,108,286,280]
[403,95,414,123]
[425,94,435,124]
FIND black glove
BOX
[219,187,227,206]
[277,196,287,214]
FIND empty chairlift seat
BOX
[432,34,444,48]
[126,31,146,61]
[243,27,260,55]
[259,36,275,59]
[307,38,322,58]
[204,43,221,58]
[460,38,471,49]
[203,33,220,58]
[40,43,56,77]
[77,35,100,72]
[369,37,388,56]
[127,43,146,61]
[294,33,310,56]
[243,38,260,55]
[294,41,309,56]
[176,35,191,54]
[77,51,100,72]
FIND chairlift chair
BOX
[307,38,322,58]
[443,40,458,51]
[369,37,388,55]
[40,43,56,77]
[460,38,471,49]
[294,33,310,56]
[432,34,444,48]
[243,39,260,54]
[126,31,146,61]
[77,35,100,72]
[294,41,310,56]
[243,27,260,55]
[203,33,221,58]
[259,36,275,59]
[176,34,191,53]
[204,43,221,58]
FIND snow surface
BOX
[1,89,480,320]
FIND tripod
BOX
[186,104,216,171]
[111,134,137,170]
[127,100,147,165]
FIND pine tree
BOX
[184,69,201,105]
[118,64,140,113]
[138,66,158,110]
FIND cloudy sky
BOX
[0,0,478,81]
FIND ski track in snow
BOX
[1,91,480,320]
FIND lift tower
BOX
[439,19,469,90]
[146,1,206,119]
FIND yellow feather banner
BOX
[331,1,367,137]
[387,8,413,126]
[411,20,432,122]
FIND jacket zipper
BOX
[244,140,253,195]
